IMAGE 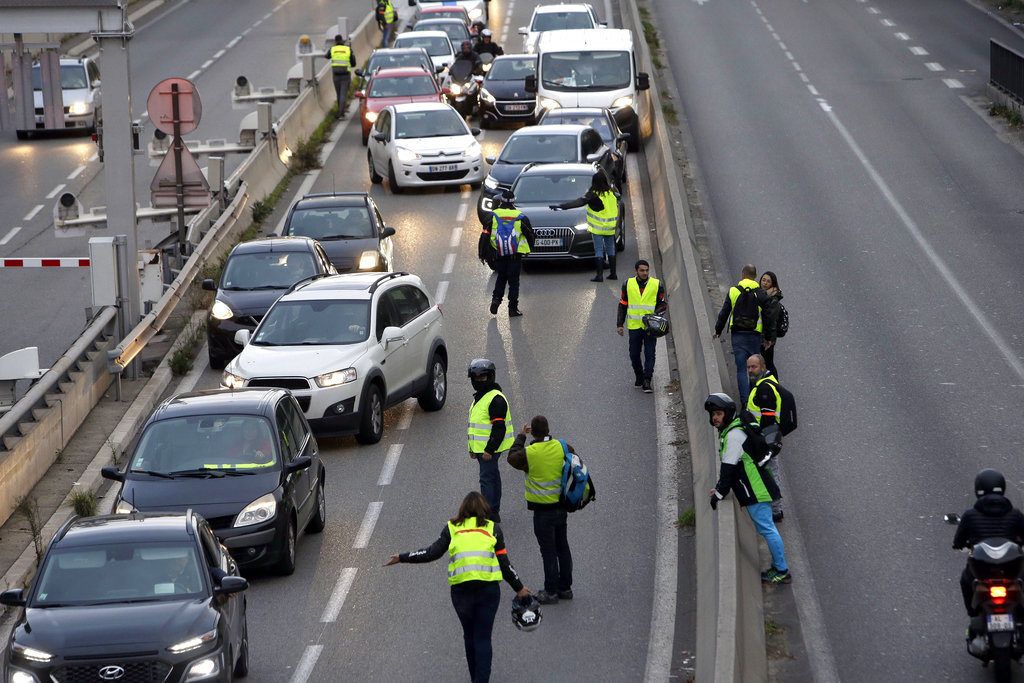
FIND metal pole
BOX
[171,82,187,265]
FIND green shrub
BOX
[71,489,99,518]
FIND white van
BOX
[527,28,649,151]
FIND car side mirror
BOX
[101,466,125,482]
[616,133,629,143]
[201,278,216,291]
[382,325,406,348]
[408,0,416,6]
[0,589,25,607]
[354,69,364,78]
[234,329,251,347]
[215,576,248,595]
[286,455,313,474]
[485,155,495,164]
[435,65,445,74]
[944,513,962,525]
[381,226,396,238]
[354,90,365,99]
[586,152,604,163]
[524,74,537,93]
[470,127,481,136]
[518,27,527,36]
[636,72,650,91]
[373,132,387,143]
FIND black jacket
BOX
[552,187,619,212]
[472,382,511,455]
[474,42,504,57]
[953,494,1024,549]
[714,281,773,338]
[616,277,668,328]
[478,212,535,261]
[324,46,357,71]
[399,521,524,591]
[761,289,783,343]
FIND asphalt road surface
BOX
[651,0,1024,679]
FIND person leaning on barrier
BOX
[325,34,356,118]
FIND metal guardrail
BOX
[991,40,1024,104]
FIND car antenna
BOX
[332,172,336,195]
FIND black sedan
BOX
[539,106,629,185]
[478,54,536,128]
[1,512,248,683]
[204,236,335,370]
[282,191,396,272]
[102,388,326,575]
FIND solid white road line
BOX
[353,501,383,548]
[289,645,323,683]
[0,227,21,246]
[925,62,944,72]
[449,226,463,248]
[441,252,456,274]
[320,568,358,622]
[378,444,403,486]
[456,203,468,223]
[435,280,449,304]
[68,165,87,180]
[943,78,964,89]
[45,184,66,199]
[909,46,928,56]
[23,205,43,221]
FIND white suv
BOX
[222,272,447,443]
[519,3,603,54]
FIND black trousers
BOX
[331,71,351,113]
[533,507,572,593]
[763,343,779,379]
[450,581,501,683]
[961,566,976,616]
[491,257,521,308]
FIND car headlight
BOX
[396,146,418,163]
[357,250,379,271]
[537,96,560,111]
[611,95,634,110]
[114,499,137,515]
[482,62,492,73]
[12,643,54,663]
[469,7,483,19]
[169,629,217,654]
[10,671,36,683]
[365,110,379,123]
[68,101,91,116]
[222,371,246,390]
[449,82,463,96]
[316,367,358,387]
[465,141,481,157]
[484,176,499,189]
[234,493,276,528]
[479,88,495,104]
[210,299,233,321]
[184,656,220,682]
[574,222,590,232]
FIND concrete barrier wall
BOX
[620,1,768,680]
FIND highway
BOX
[651,0,1024,679]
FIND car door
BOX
[370,201,394,269]
[199,522,243,655]
[384,285,433,391]
[370,109,391,172]
[373,290,410,400]
[275,401,310,525]
[284,396,317,523]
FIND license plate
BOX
[989,614,1015,632]
[505,104,529,112]
[428,164,458,173]
[535,238,562,247]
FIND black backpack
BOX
[763,378,798,436]
[775,302,790,338]
[731,285,761,332]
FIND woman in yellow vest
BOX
[550,170,620,282]
[385,491,532,683]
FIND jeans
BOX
[331,71,350,114]
[766,457,783,515]
[592,234,616,260]
[451,581,501,683]
[478,452,502,515]
[746,502,788,572]
[533,508,572,593]
[628,328,657,380]
[731,331,763,400]
[380,22,395,47]
[491,257,521,309]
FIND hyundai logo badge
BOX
[99,665,126,680]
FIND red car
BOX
[418,4,471,27]
[356,67,443,145]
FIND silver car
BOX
[23,57,101,138]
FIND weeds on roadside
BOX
[71,489,99,518]
[989,102,1024,128]
[676,507,696,528]
[16,496,45,565]
[168,320,206,377]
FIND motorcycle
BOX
[444,59,483,118]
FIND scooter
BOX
[443,60,482,118]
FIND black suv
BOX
[102,389,326,575]
[203,236,336,370]
[1,511,249,683]
[282,192,396,272]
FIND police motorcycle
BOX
[443,55,488,118]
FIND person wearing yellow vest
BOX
[467,359,514,520]
[385,491,532,683]
[713,264,774,403]
[376,0,397,48]
[551,170,620,282]
[616,259,667,393]
[324,35,356,118]
[745,353,785,522]
[508,415,575,605]
[479,190,534,317]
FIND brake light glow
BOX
[991,586,1008,599]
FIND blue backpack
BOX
[558,440,595,512]
[493,215,520,256]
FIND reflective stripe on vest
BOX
[626,276,659,330]
[586,190,618,236]
[467,389,514,453]
[524,438,564,504]
[490,208,531,255]
[330,45,351,71]
[746,374,781,423]
[719,419,772,503]
[447,518,501,585]
[728,278,763,332]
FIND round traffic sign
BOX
[146,77,202,136]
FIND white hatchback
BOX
[519,3,603,54]
[393,30,456,74]
[223,272,448,444]
[367,102,486,193]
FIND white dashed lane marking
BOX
[910,46,929,56]
[0,227,21,246]
[45,184,65,199]
[23,205,43,221]
[895,32,909,41]
[320,568,358,623]
[352,502,383,548]
[943,78,964,89]
[435,280,449,304]
[377,444,403,486]
[925,63,944,72]
[441,252,456,275]
[68,165,87,180]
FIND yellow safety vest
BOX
[626,276,659,330]
[586,190,618,236]
[446,517,502,585]
[727,278,763,332]
[467,389,513,454]
[746,374,781,424]
[329,45,352,72]
[378,0,396,24]
[524,438,564,505]
[490,208,531,255]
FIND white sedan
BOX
[367,102,486,193]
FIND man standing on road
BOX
[551,170,620,282]
[745,354,784,522]
[467,359,515,521]
[705,393,790,584]
[714,264,772,401]
[617,259,667,393]
[325,35,356,118]
[480,190,534,318]
[508,415,574,605]
[376,0,397,47]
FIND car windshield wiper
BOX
[318,234,365,240]
[167,468,225,478]
[219,469,258,475]
[129,469,174,479]
[250,340,284,346]
[221,286,248,291]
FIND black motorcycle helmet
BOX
[703,393,736,426]
[468,358,496,391]
[495,188,515,208]
[461,40,473,53]
[975,469,1007,498]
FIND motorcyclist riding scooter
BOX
[474,29,504,71]
[445,41,484,118]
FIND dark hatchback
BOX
[282,192,396,273]
[478,54,536,128]
[203,237,336,370]
[1,512,249,683]
[539,106,628,185]
[102,389,326,575]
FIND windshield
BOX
[368,53,430,72]
[220,251,316,290]
[531,11,594,32]
[486,58,536,81]
[514,173,591,203]
[541,51,631,91]
[33,542,205,606]
[31,64,88,90]
[395,110,467,139]
[255,299,370,345]
[415,22,469,43]
[422,9,465,21]
[369,74,437,98]
[544,112,612,141]
[287,206,374,240]
[396,35,450,57]
[498,134,578,164]
[130,414,278,474]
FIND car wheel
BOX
[470,181,482,190]
[209,352,226,371]
[233,619,250,678]
[306,478,326,533]
[620,161,628,184]
[275,518,297,576]
[361,131,369,147]
[356,383,385,444]
[417,352,447,411]
[388,161,404,194]
[368,152,383,184]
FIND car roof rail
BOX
[368,271,410,295]
[300,191,367,199]
[285,272,333,295]
[54,515,79,543]
[186,508,195,536]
